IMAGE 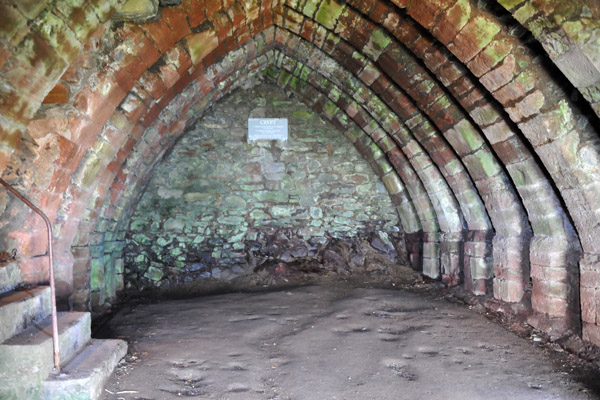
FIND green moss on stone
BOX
[512,1,538,23]
[514,71,537,93]
[497,0,526,10]
[463,16,501,53]
[186,30,219,65]
[315,0,346,30]
[254,191,289,202]
[378,159,393,175]
[124,83,403,288]
[474,149,501,177]
[336,112,350,127]
[378,136,395,153]
[367,98,388,120]
[278,70,293,86]
[90,258,104,291]
[481,39,513,69]
[293,62,304,76]
[80,154,103,188]
[369,141,384,160]
[455,120,484,152]
[303,0,319,17]
[352,50,367,66]
[344,128,362,143]
[328,86,341,102]
[364,28,391,60]
[563,20,589,42]
[446,0,471,31]
[32,10,82,60]
[382,173,403,195]
[323,100,340,117]
[300,66,311,81]
[292,110,313,119]
[145,266,163,282]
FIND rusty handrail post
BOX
[0,178,60,373]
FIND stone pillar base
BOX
[463,230,494,295]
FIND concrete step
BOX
[0,286,51,343]
[0,261,21,294]
[0,312,91,400]
[41,339,128,400]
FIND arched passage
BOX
[1,0,599,351]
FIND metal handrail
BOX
[0,178,60,372]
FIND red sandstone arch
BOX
[1,0,599,344]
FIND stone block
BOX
[422,257,440,279]
[0,262,21,294]
[464,240,492,259]
[284,8,304,34]
[441,250,461,283]
[449,15,501,62]
[463,148,502,180]
[362,28,391,61]
[369,2,391,23]
[506,90,545,122]
[422,240,440,259]
[547,295,569,318]
[480,54,516,92]
[529,236,580,268]
[494,277,527,303]
[581,254,600,289]
[494,70,538,104]
[10,229,49,259]
[31,10,83,62]
[0,286,51,343]
[381,172,404,195]
[315,0,346,30]
[468,39,513,78]
[42,83,70,104]
[186,29,219,65]
[493,137,529,165]
[583,322,600,346]
[0,312,91,399]
[444,119,484,155]
[492,235,530,277]
[469,255,493,280]
[438,62,466,87]
[554,47,600,89]
[432,0,471,45]
[482,120,513,145]
[407,0,452,28]
[41,339,127,400]
[580,286,597,324]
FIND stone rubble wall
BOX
[125,83,403,290]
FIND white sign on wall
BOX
[248,118,288,142]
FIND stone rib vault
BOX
[1,0,600,354]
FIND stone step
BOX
[0,286,51,343]
[0,261,21,294]
[41,339,128,400]
[0,312,91,400]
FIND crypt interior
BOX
[1,0,600,398]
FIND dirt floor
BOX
[99,280,600,400]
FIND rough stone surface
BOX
[41,339,128,400]
[100,282,598,400]
[125,83,402,291]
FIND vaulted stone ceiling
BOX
[1,0,600,346]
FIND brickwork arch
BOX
[77,32,425,308]
[280,0,583,332]
[1,0,599,343]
